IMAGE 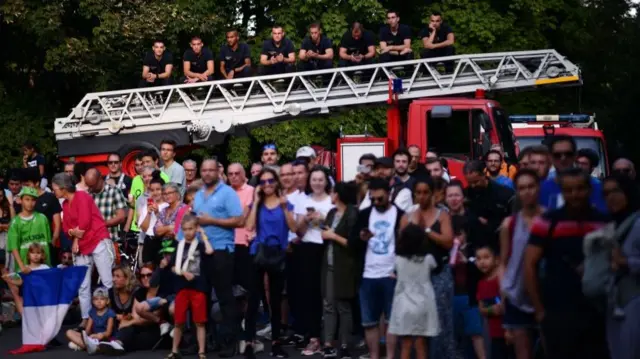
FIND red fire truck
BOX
[54,49,582,178]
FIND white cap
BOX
[296,146,316,158]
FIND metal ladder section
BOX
[54,49,581,143]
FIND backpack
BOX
[582,212,639,298]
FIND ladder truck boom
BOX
[54,49,581,156]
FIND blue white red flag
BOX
[10,266,87,355]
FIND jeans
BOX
[298,243,324,338]
[359,277,395,328]
[244,260,285,341]
[75,240,115,319]
[207,250,240,343]
[323,267,353,346]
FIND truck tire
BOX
[118,142,158,177]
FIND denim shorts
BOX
[359,277,396,328]
[145,297,165,311]
[453,295,483,336]
[503,299,536,329]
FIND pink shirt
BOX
[234,183,254,246]
[62,191,110,255]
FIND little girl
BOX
[388,223,442,359]
[2,243,50,314]
[66,287,116,351]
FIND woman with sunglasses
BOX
[295,166,334,356]
[244,168,296,359]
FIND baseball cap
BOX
[296,146,316,159]
[18,187,38,199]
[374,157,393,169]
[93,287,109,298]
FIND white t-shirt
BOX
[359,188,413,212]
[286,190,305,242]
[363,205,398,279]
[295,195,334,244]
[137,200,169,237]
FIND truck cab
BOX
[510,114,608,178]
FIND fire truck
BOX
[510,114,608,178]
[54,49,582,179]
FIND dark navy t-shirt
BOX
[183,48,214,74]
[261,39,295,60]
[301,35,333,55]
[418,24,454,44]
[339,30,375,56]
[143,51,173,75]
[89,307,116,334]
[379,24,412,47]
[219,43,251,70]
[250,201,294,255]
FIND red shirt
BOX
[62,191,110,255]
[476,276,504,338]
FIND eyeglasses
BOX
[552,151,575,160]
[259,178,277,185]
[140,273,153,279]
[107,161,120,165]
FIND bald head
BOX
[85,168,103,192]
[227,163,246,188]
[613,158,636,180]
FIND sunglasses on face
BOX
[140,273,153,279]
[260,178,276,185]
[108,161,120,165]
[552,151,575,160]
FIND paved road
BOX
[0,325,362,359]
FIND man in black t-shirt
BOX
[298,23,334,71]
[338,22,376,67]
[220,30,252,80]
[139,39,173,88]
[259,25,296,76]
[22,140,47,189]
[419,12,456,72]
[181,35,214,83]
[379,10,413,63]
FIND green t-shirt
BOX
[7,213,52,271]
[129,172,169,231]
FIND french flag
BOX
[10,266,87,355]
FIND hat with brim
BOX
[18,186,38,199]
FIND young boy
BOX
[166,214,213,359]
[475,244,508,359]
[7,187,51,273]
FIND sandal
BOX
[198,352,207,359]
[165,352,182,359]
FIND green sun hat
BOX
[18,187,38,199]
[158,240,176,254]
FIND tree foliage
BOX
[0,0,639,168]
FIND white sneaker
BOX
[254,340,265,353]
[160,322,171,336]
[256,324,272,339]
[239,340,247,354]
[68,342,81,351]
[81,330,99,354]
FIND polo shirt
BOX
[234,183,255,246]
[192,182,243,252]
[379,24,412,47]
[261,38,295,60]
[219,43,251,71]
[183,48,214,74]
[301,35,333,56]
[339,30,375,56]
[143,51,173,75]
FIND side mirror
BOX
[431,106,452,119]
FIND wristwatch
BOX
[425,227,432,234]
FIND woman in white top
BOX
[137,174,168,264]
[295,166,334,356]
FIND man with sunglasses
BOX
[539,136,607,212]
[105,153,132,199]
[612,158,636,180]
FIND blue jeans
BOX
[359,277,396,328]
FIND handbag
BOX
[254,235,285,271]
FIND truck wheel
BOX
[118,142,157,177]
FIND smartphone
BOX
[147,197,154,206]
[357,165,371,174]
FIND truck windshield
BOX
[518,136,608,178]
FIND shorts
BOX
[233,245,250,290]
[144,297,165,311]
[453,295,484,336]
[174,289,208,325]
[503,299,536,329]
[359,277,395,328]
